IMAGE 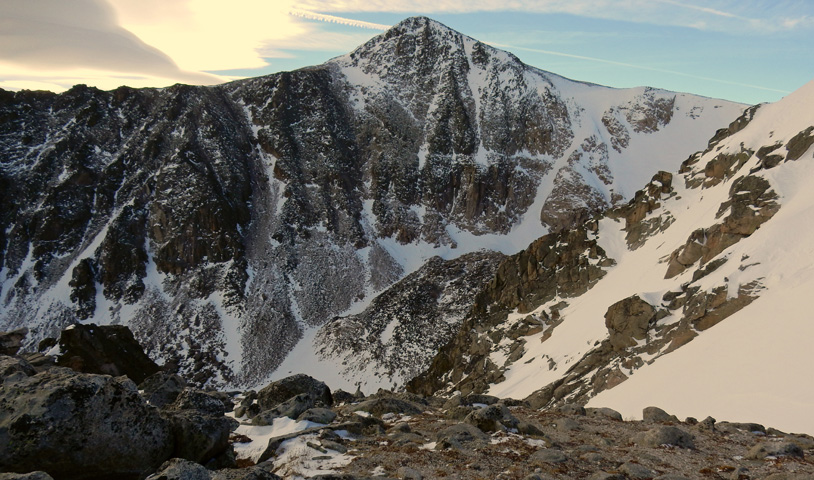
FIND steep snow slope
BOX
[474,80,814,433]
[589,81,814,434]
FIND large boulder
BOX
[55,324,160,384]
[605,296,656,351]
[256,374,332,411]
[0,368,173,479]
[139,371,188,408]
[162,389,238,465]
[0,329,27,356]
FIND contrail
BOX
[289,9,390,31]
[488,42,790,95]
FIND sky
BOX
[1,1,812,105]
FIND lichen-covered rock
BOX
[0,369,173,479]
[146,458,210,480]
[256,374,332,411]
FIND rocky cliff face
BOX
[0,17,741,388]
[410,81,814,418]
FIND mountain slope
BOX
[413,80,814,433]
[0,17,741,388]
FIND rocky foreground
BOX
[1,326,813,480]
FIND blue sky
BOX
[1,1,812,105]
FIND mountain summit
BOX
[0,17,741,389]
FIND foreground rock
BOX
[0,368,172,479]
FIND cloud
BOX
[0,0,219,85]
[289,9,390,30]
[491,42,792,95]
[291,0,814,33]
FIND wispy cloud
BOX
[289,9,390,30]
[491,42,792,95]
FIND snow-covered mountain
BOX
[411,79,814,434]
[0,17,741,389]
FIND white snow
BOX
[486,80,814,434]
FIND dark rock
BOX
[461,394,500,406]
[332,389,357,405]
[444,405,474,421]
[139,371,188,408]
[634,426,695,449]
[168,388,228,415]
[164,410,239,464]
[55,324,160,384]
[785,126,814,161]
[251,409,281,426]
[556,418,580,432]
[0,369,173,479]
[699,416,716,432]
[604,296,656,351]
[146,458,210,480]
[209,465,282,480]
[642,406,679,423]
[257,374,332,411]
[0,328,27,356]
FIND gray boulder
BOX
[642,406,679,423]
[0,328,27,356]
[0,473,55,480]
[586,407,623,421]
[351,397,423,417]
[146,458,210,480]
[257,374,332,411]
[210,464,281,480]
[746,442,805,460]
[464,404,518,432]
[435,423,490,449]
[0,368,173,479]
[634,426,695,449]
[0,355,36,380]
[298,407,337,424]
[169,388,228,415]
[620,462,655,479]
[529,449,569,465]
[557,404,586,416]
[140,372,188,408]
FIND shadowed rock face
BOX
[0,369,173,479]
[0,17,736,388]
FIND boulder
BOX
[634,426,695,449]
[605,296,656,351]
[55,324,160,384]
[642,406,679,423]
[0,328,27,356]
[435,423,490,450]
[529,449,569,465]
[298,407,337,424]
[620,462,655,479]
[139,371,188,408]
[0,368,173,479]
[0,473,55,480]
[746,442,804,460]
[256,374,332,411]
[0,355,36,380]
[162,390,238,465]
[586,407,623,421]
[146,458,210,480]
[463,404,519,432]
[351,397,424,417]
[210,464,281,480]
[556,403,586,416]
